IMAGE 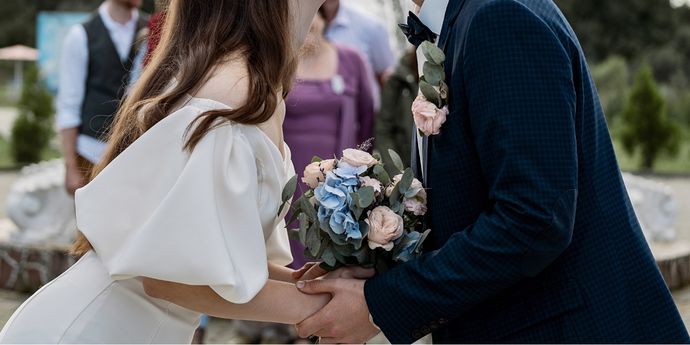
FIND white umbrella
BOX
[0,45,39,97]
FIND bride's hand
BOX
[292,263,376,281]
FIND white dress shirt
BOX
[415,0,450,181]
[56,3,140,164]
[326,3,397,109]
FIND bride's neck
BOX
[193,56,250,108]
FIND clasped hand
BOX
[291,263,380,344]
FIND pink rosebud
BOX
[412,94,449,136]
[404,198,428,216]
[386,174,426,202]
[342,148,378,168]
[359,176,383,194]
[366,206,404,251]
[301,159,337,189]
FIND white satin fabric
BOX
[0,97,295,343]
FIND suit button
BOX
[439,318,449,325]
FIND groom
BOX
[295,0,690,343]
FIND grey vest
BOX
[80,13,147,140]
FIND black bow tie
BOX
[398,12,438,47]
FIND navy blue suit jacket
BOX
[364,0,689,343]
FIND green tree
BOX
[591,56,629,123]
[620,65,681,170]
[10,66,55,165]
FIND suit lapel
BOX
[439,0,467,51]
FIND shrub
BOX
[620,65,681,170]
[10,65,54,165]
[592,56,629,122]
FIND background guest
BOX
[57,0,147,195]
[284,9,375,269]
[320,0,396,108]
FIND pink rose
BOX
[301,159,337,189]
[404,198,427,216]
[386,174,426,201]
[342,148,378,168]
[366,206,404,251]
[359,176,383,194]
[412,94,448,136]
[320,159,337,173]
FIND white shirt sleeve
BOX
[367,21,396,74]
[56,25,88,130]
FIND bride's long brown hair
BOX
[73,0,297,255]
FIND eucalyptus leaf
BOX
[321,247,337,267]
[373,164,391,186]
[387,149,405,173]
[357,186,375,208]
[351,235,364,251]
[423,61,444,85]
[298,213,309,244]
[390,184,402,204]
[333,243,355,257]
[300,196,316,219]
[421,41,446,65]
[306,225,321,257]
[326,227,349,246]
[281,175,298,203]
[353,206,364,220]
[419,80,442,108]
[359,220,369,238]
[311,156,323,163]
[398,168,414,195]
[316,237,330,258]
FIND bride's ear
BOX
[289,0,326,49]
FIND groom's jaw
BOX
[413,0,425,7]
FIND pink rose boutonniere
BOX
[413,41,450,137]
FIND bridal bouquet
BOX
[281,144,430,271]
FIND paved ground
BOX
[0,171,687,342]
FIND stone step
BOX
[651,241,690,290]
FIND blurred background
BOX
[0,0,689,343]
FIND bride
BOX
[0,0,332,343]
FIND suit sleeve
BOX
[364,1,578,343]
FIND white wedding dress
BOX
[0,97,295,343]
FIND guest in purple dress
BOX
[284,9,375,268]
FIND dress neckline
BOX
[186,96,288,164]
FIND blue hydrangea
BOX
[329,207,362,240]
[333,162,367,187]
[314,172,352,211]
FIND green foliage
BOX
[591,56,629,122]
[555,0,677,62]
[10,66,55,165]
[620,65,681,170]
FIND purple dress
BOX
[284,45,375,268]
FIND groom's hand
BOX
[296,278,379,343]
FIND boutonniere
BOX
[413,41,449,137]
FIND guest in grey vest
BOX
[56,0,148,195]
